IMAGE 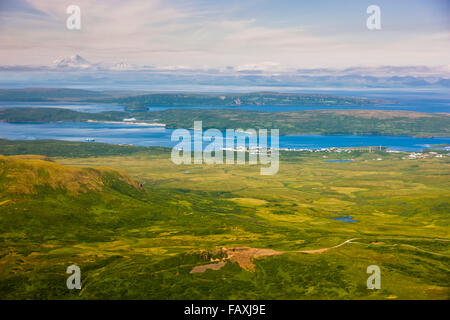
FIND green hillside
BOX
[0,139,168,158]
[0,143,449,299]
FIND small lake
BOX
[334,216,357,223]
[0,122,449,152]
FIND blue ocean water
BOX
[0,122,448,151]
[142,89,450,113]
[1,89,449,113]
[0,90,448,151]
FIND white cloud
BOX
[235,61,281,72]
[0,0,449,69]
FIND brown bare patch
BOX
[190,261,227,273]
[191,239,358,273]
[223,247,283,271]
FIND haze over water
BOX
[0,90,448,151]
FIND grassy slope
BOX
[0,143,449,299]
[0,139,168,158]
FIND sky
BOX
[0,0,449,70]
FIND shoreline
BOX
[0,137,449,154]
[2,120,449,138]
[85,120,166,126]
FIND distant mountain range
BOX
[0,55,449,89]
[51,55,136,71]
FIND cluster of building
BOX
[223,146,387,153]
[218,146,449,159]
[403,151,446,160]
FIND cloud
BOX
[235,62,282,72]
[0,0,449,69]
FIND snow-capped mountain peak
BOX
[53,55,91,69]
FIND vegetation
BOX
[0,107,127,123]
[0,141,448,299]
[150,108,450,137]
[0,139,169,158]
[113,92,384,111]
[1,107,449,137]
[0,88,384,108]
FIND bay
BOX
[0,122,448,152]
